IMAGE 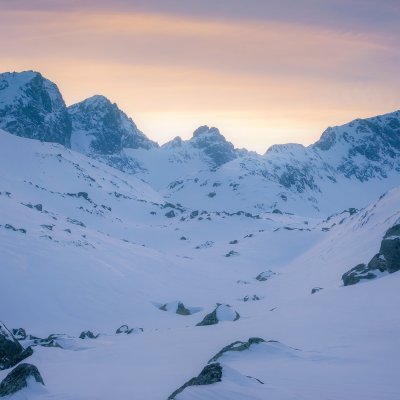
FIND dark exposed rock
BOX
[311,287,323,294]
[11,328,27,341]
[3,224,26,234]
[68,95,157,155]
[116,325,133,335]
[165,210,176,218]
[168,363,223,399]
[241,295,261,302]
[342,258,385,286]
[115,325,143,335]
[190,210,199,219]
[208,337,265,363]
[0,322,33,371]
[342,224,400,286]
[225,250,239,257]
[79,331,99,339]
[0,71,71,146]
[255,270,276,281]
[190,126,237,166]
[196,304,240,326]
[196,309,219,326]
[380,224,400,273]
[176,302,191,316]
[0,363,44,397]
[30,334,63,348]
[159,302,192,315]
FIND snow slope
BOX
[0,127,400,399]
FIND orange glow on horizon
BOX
[0,8,399,152]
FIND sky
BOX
[0,0,399,152]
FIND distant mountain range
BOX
[1,70,399,215]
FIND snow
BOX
[0,121,399,399]
[215,305,238,322]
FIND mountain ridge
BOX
[1,70,399,216]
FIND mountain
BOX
[0,71,71,146]
[69,94,158,155]
[2,71,398,217]
[313,110,400,180]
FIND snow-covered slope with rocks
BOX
[0,125,399,399]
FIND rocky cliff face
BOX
[68,95,158,155]
[189,125,238,166]
[0,71,71,146]
[313,111,400,180]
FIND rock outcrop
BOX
[0,363,44,397]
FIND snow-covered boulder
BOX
[0,363,44,397]
[342,224,400,286]
[196,304,240,326]
[0,322,33,370]
[159,301,201,316]
[380,224,400,273]
[168,362,223,399]
[208,337,265,363]
[115,325,143,335]
[79,331,99,339]
[255,270,276,281]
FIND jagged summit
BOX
[0,70,71,146]
[189,125,237,166]
[162,136,183,149]
[68,95,158,155]
[192,125,221,138]
[312,109,400,180]
[314,110,400,152]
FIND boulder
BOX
[311,287,323,294]
[0,322,33,370]
[342,224,400,286]
[208,337,265,363]
[380,224,400,273]
[79,331,99,339]
[168,363,223,399]
[196,304,240,326]
[255,270,276,281]
[115,325,143,335]
[0,363,44,397]
[11,328,27,341]
[342,263,379,286]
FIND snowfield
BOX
[0,128,399,399]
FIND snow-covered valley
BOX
[0,71,399,399]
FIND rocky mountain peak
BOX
[190,125,237,166]
[0,70,71,146]
[162,136,183,149]
[312,110,400,180]
[68,95,158,155]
